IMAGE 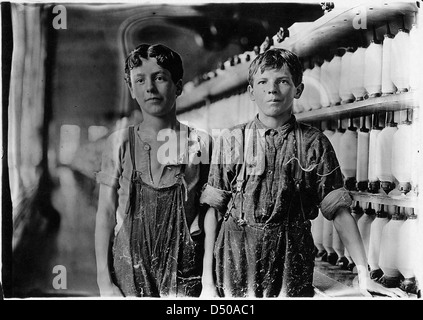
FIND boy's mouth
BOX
[146,97,162,102]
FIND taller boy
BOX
[200,48,405,298]
[95,44,210,297]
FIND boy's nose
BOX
[267,83,278,94]
[145,79,156,92]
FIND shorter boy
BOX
[200,48,406,298]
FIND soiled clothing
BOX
[96,123,211,236]
[96,123,211,297]
[200,115,352,297]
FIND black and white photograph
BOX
[1,0,423,306]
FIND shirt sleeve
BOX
[320,187,353,220]
[181,127,213,236]
[95,130,125,189]
[312,133,353,220]
[194,128,213,192]
[199,128,239,213]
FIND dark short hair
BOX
[124,43,184,86]
[248,48,303,87]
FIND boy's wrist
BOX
[97,270,113,286]
[201,277,215,287]
[356,265,370,290]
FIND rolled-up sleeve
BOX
[312,133,352,220]
[199,129,237,213]
[320,187,353,220]
[200,184,232,213]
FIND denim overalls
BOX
[214,121,316,297]
[111,126,202,297]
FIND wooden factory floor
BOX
[9,167,412,299]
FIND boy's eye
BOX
[136,78,145,84]
[155,74,166,82]
[277,79,289,84]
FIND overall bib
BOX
[111,126,203,297]
[215,122,316,298]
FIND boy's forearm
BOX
[95,209,115,286]
[95,184,117,286]
[332,208,369,278]
[202,207,218,285]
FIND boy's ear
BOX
[247,84,256,101]
[175,79,183,97]
[127,81,135,99]
[294,83,304,99]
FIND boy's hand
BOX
[200,283,219,298]
[98,281,124,297]
[358,278,408,298]
[356,266,408,298]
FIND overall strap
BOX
[236,158,247,193]
[180,126,192,175]
[235,121,253,194]
[234,122,254,224]
[122,126,137,217]
[294,121,308,221]
[223,123,249,222]
[174,126,190,180]
[128,125,136,171]
[294,121,305,190]
[176,126,192,201]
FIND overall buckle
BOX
[236,179,244,192]
[294,178,302,192]
[237,218,247,227]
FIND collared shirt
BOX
[200,115,352,223]
[96,123,212,234]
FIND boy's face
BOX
[248,64,303,120]
[128,57,182,117]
